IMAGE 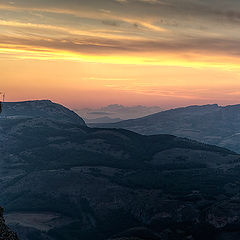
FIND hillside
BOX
[90,104,240,153]
[0,101,240,240]
[1,100,86,126]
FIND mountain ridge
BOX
[1,100,240,240]
[1,100,86,126]
[90,103,240,153]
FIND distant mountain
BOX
[1,101,240,240]
[1,100,86,126]
[84,116,122,124]
[91,104,240,153]
[75,104,162,123]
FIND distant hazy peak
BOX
[91,103,240,153]
[76,104,163,123]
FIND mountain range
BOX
[90,104,240,153]
[1,101,240,240]
[75,104,162,124]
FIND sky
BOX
[1,0,240,109]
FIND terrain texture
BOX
[91,104,240,153]
[1,101,240,240]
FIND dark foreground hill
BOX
[1,100,86,126]
[90,104,240,153]
[0,101,240,240]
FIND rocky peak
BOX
[0,207,18,240]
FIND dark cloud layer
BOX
[2,0,240,23]
[1,34,240,57]
[1,0,240,62]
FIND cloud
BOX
[1,31,240,68]
[99,9,111,14]
[115,0,167,5]
[115,0,128,3]
[135,0,163,4]
[1,0,240,70]
[0,35,226,54]
[101,20,119,27]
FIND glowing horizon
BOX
[1,0,240,109]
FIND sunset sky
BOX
[1,0,240,109]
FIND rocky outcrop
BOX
[0,207,18,240]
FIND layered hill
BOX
[1,101,240,240]
[1,100,86,126]
[90,104,240,153]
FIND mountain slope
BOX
[1,101,240,240]
[1,100,86,126]
[90,104,240,153]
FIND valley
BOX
[1,101,240,239]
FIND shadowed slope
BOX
[90,104,240,153]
